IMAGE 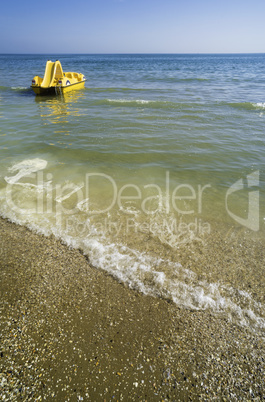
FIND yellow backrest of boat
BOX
[41,61,55,88]
[32,76,43,85]
[54,61,64,79]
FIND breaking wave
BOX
[226,101,265,111]
[0,158,264,335]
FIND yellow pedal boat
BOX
[31,60,86,95]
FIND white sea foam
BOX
[107,99,151,104]
[5,158,47,184]
[39,225,265,331]
[1,196,264,332]
[0,159,265,334]
[80,239,265,331]
[11,86,28,90]
[253,102,265,109]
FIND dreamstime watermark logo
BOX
[225,170,260,231]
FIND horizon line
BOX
[1,52,265,55]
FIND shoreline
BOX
[0,216,264,400]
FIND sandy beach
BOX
[0,216,264,400]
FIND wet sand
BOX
[0,217,264,401]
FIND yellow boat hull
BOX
[32,80,86,96]
[31,60,86,96]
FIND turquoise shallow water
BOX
[0,54,265,332]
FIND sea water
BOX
[0,54,264,333]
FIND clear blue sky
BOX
[0,0,264,53]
